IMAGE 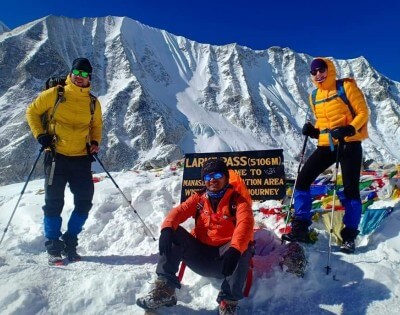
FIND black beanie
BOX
[71,57,93,74]
[201,158,229,180]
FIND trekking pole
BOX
[93,154,157,241]
[284,135,309,225]
[325,140,342,276]
[284,109,311,226]
[0,147,44,246]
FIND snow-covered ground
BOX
[0,163,399,315]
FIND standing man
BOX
[26,58,103,264]
[282,57,369,253]
[136,159,254,315]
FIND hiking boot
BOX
[62,249,82,262]
[48,252,64,265]
[45,239,65,265]
[219,299,238,315]
[340,240,355,254]
[340,227,359,254]
[136,279,177,310]
[62,233,81,262]
[281,218,313,243]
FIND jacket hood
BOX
[311,57,337,90]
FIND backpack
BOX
[194,169,252,223]
[42,76,97,133]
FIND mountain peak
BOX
[0,20,10,34]
[0,16,399,185]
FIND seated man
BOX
[137,158,254,314]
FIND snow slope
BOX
[0,163,399,314]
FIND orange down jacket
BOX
[161,187,254,254]
[309,58,369,146]
[26,75,103,156]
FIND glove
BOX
[37,134,54,148]
[221,247,241,276]
[331,125,356,140]
[302,122,319,139]
[89,140,99,154]
[159,227,173,257]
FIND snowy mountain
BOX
[0,15,399,185]
[0,20,10,35]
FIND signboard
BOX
[180,150,285,203]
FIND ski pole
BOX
[92,153,157,241]
[325,140,342,276]
[0,147,44,246]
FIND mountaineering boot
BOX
[62,233,81,262]
[219,299,239,315]
[45,239,65,266]
[340,227,359,254]
[136,279,177,310]
[282,218,313,243]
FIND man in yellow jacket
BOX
[282,58,369,253]
[136,159,254,314]
[26,58,103,265]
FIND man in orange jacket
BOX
[137,159,254,314]
[282,58,369,253]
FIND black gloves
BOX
[221,247,241,276]
[159,227,173,256]
[302,122,319,139]
[37,134,54,148]
[331,125,356,140]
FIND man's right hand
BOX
[37,134,54,148]
[302,122,320,139]
[159,227,173,257]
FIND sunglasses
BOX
[310,67,327,76]
[203,172,224,182]
[72,69,90,78]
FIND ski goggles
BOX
[203,172,224,182]
[72,69,90,78]
[310,67,327,76]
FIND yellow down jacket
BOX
[309,58,369,146]
[26,75,103,156]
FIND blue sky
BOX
[2,0,400,81]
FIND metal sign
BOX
[181,150,285,203]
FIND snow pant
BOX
[43,153,94,240]
[294,142,363,230]
[156,226,253,301]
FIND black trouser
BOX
[43,153,94,240]
[296,142,362,199]
[294,142,363,229]
[156,226,253,301]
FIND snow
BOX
[1,162,400,314]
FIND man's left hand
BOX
[331,125,356,140]
[221,247,241,276]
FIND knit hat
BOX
[71,57,93,74]
[201,158,229,180]
[310,58,327,71]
